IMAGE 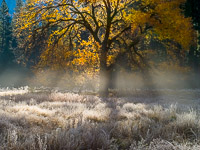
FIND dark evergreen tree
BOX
[185,0,200,52]
[13,0,49,68]
[184,0,200,87]
[185,0,200,31]
[15,0,23,13]
[12,0,24,63]
[0,0,15,71]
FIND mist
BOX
[0,66,199,94]
[0,65,31,88]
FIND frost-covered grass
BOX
[0,87,200,149]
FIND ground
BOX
[0,87,200,149]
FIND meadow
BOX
[1,87,200,150]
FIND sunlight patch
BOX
[0,87,29,96]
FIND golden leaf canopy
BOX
[16,0,193,70]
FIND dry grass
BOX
[0,87,200,149]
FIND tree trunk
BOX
[99,47,109,97]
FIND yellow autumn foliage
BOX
[15,0,193,75]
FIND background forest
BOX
[0,0,199,94]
